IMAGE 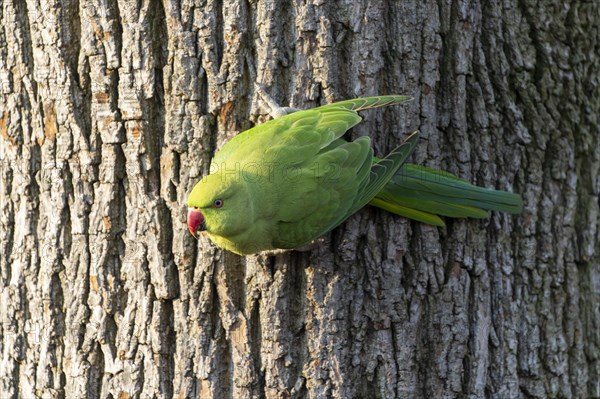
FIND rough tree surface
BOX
[1,0,598,398]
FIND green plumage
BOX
[187,95,522,255]
[371,164,523,226]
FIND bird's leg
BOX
[254,83,299,118]
[256,238,325,257]
[292,238,325,253]
[256,248,293,257]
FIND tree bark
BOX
[1,0,598,398]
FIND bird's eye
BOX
[213,199,223,208]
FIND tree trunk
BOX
[1,0,598,398]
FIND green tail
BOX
[370,164,523,226]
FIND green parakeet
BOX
[187,96,522,255]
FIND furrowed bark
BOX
[0,0,598,398]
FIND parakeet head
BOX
[187,171,253,241]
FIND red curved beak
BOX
[187,208,206,238]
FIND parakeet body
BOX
[187,96,522,255]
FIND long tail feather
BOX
[370,163,523,226]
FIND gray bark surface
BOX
[1,0,598,398]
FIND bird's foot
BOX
[256,238,325,258]
[254,83,299,118]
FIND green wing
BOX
[273,132,419,249]
[271,135,373,248]
[312,95,413,112]
[212,110,360,166]
[346,131,420,216]
[212,95,413,166]
[208,95,415,249]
